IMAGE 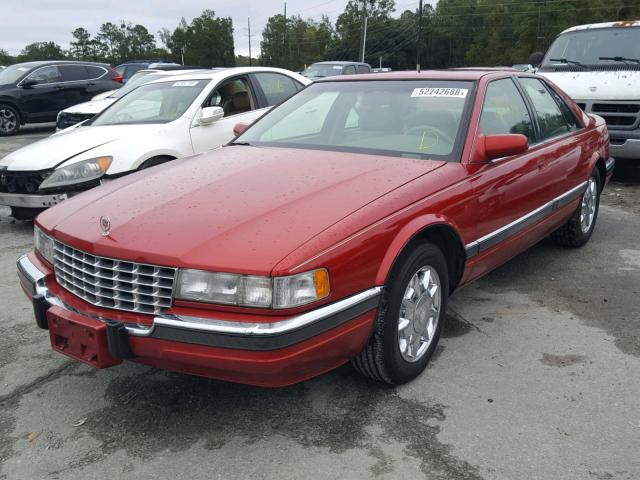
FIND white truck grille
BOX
[53,241,176,315]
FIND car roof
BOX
[143,66,307,84]
[315,69,522,82]
[13,60,110,68]
[311,61,370,66]
[561,20,640,34]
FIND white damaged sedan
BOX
[0,67,309,219]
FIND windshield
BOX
[302,64,345,78]
[91,79,208,126]
[541,27,640,70]
[0,64,32,85]
[236,80,474,161]
[109,71,157,98]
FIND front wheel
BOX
[0,104,20,136]
[551,168,601,247]
[352,243,449,385]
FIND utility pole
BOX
[248,17,252,66]
[416,0,423,72]
[359,0,368,63]
[283,2,287,68]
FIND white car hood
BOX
[538,70,640,101]
[62,97,117,115]
[0,125,148,171]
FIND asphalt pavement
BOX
[0,129,638,480]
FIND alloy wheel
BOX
[398,265,442,363]
[0,107,17,134]
[580,177,597,233]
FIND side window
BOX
[86,66,106,80]
[480,78,535,143]
[545,83,582,130]
[519,77,571,140]
[253,73,299,106]
[60,65,89,82]
[356,65,370,74]
[26,66,62,85]
[343,65,356,75]
[206,77,253,117]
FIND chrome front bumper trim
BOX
[0,192,68,208]
[17,253,382,350]
[605,157,615,174]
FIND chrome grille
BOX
[53,241,176,315]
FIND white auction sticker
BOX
[172,81,199,87]
[411,87,468,98]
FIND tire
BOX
[352,242,449,385]
[0,104,20,136]
[551,167,601,248]
[139,156,175,170]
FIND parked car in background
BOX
[511,63,534,72]
[56,68,209,130]
[18,69,611,387]
[0,61,122,136]
[114,60,181,82]
[372,67,392,73]
[536,20,640,162]
[302,61,371,80]
[0,67,310,219]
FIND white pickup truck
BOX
[536,20,640,161]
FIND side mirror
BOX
[20,79,38,88]
[485,134,529,160]
[233,122,250,136]
[199,106,224,125]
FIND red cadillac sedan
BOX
[18,70,612,387]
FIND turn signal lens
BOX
[34,226,54,264]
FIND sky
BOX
[0,0,359,57]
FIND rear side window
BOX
[519,78,571,140]
[60,65,89,82]
[357,65,370,74]
[480,78,535,143]
[343,65,356,75]
[86,66,107,80]
[254,73,300,106]
[26,66,62,85]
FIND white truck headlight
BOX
[176,268,330,309]
[39,156,112,190]
[34,226,55,264]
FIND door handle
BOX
[53,85,64,90]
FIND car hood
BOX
[538,70,640,100]
[39,146,445,275]
[0,125,154,171]
[62,98,117,115]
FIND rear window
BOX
[236,80,474,161]
[357,65,370,74]
[86,66,107,80]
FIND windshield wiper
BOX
[230,141,251,146]
[549,58,588,69]
[599,56,640,64]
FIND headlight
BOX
[34,226,55,264]
[176,268,330,309]
[39,156,112,190]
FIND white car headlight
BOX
[39,156,112,190]
[34,226,55,264]
[176,268,330,309]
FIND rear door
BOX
[190,75,261,153]
[58,65,92,109]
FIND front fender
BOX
[374,214,466,285]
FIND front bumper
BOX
[607,129,640,160]
[17,253,380,387]
[0,192,68,209]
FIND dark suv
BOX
[0,61,123,136]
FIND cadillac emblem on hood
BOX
[99,216,111,237]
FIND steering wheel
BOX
[404,125,454,145]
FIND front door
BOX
[20,65,68,122]
[190,76,264,153]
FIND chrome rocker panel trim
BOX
[465,181,587,258]
[17,254,382,351]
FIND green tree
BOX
[0,48,14,65]
[95,21,157,64]
[18,42,65,61]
